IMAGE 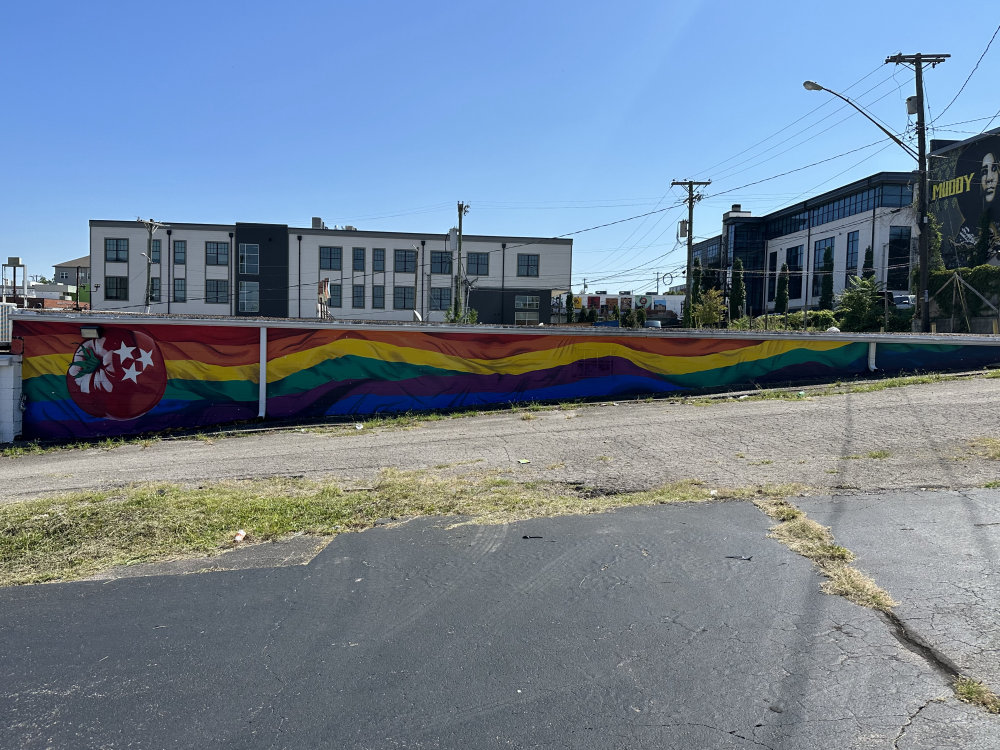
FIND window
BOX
[173,278,186,302]
[206,241,229,266]
[320,246,342,271]
[517,254,539,277]
[431,251,452,274]
[786,245,803,299]
[149,277,161,302]
[105,276,128,300]
[845,231,860,288]
[887,226,912,290]
[104,238,128,263]
[58,270,69,281]
[239,281,259,313]
[173,240,186,265]
[812,237,834,297]
[393,285,416,309]
[372,285,385,308]
[151,239,161,264]
[514,294,540,325]
[767,252,778,302]
[207,279,229,304]
[394,249,416,273]
[353,247,366,272]
[329,284,342,308]
[353,284,365,308]
[467,252,489,276]
[430,286,452,311]
[373,248,385,272]
[239,243,259,274]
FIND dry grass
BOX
[0,470,744,587]
[753,496,897,612]
[969,437,1000,460]
[955,677,1000,713]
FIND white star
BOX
[114,342,136,363]
[121,363,140,383]
[137,348,155,370]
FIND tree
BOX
[635,307,647,328]
[576,306,588,323]
[620,308,637,329]
[691,259,703,308]
[928,213,945,272]
[693,288,725,328]
[836,276,883,332]
[862,246,875,279]
[587,307,598,323]
[971,212,993,267]
[565,293,575,323]
[729,258,746,322]
[775,262,790,318]
[819,247,834,310]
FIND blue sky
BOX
[2,1,998,292]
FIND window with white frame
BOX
[239,243,259,274]
[239,281,259,312]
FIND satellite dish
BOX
[412,310,423,322]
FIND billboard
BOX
[929,131,1000,267]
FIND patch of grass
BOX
[545,462,566,470]
[955,677,1000,713]
[753,496,897,612]
[520,413,536,421]
[866,450,891,459]
[0,442,46,459]
[840,455,863,460]
[597,455,612,462]
[969,437,1000,460]
[748,459,773,466]
[2,472,760,587]
[983,480,1000,489]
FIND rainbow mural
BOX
[12,316,999,440]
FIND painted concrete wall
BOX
[0,355,23,443]
[11,313,1000,441]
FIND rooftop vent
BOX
[311,217,327,230]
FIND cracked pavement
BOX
[2,376,1000,747]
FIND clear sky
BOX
[2,1,997,293]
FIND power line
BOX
[934,22,1000,124]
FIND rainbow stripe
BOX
[14,319,878,439]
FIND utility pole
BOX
[455,201,470,318]
[885,52,949,333]
[671,180,711,325]
[138,218,167,314]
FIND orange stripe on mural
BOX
[265,327,757,361]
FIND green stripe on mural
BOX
[662,342,868,389]
[21,374,68,404]
[268,355,460,397]
[164,379,260,403]
[21,373,257,405]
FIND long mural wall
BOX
[12,317,1000,440]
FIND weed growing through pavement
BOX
[752,496,896,612]
[955,677,1000,713]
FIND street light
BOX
[802,81,918,160]
[804,63,946,333]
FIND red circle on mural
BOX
[66,330,167,420]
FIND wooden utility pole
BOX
[671,180,711,325]
[455,202,470,318]
[885,52,948,333]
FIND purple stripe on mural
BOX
[266,357,671,418]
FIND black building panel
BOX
[234,223,289,317]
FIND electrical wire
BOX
[935,22,1000,124]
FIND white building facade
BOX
[89,219,572,325]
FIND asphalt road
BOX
[2,376,1000,748]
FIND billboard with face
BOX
[930,131,1000,267]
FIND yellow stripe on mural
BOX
[22,353,74,379]
[165,359,259,383]
[267,337,850,383]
